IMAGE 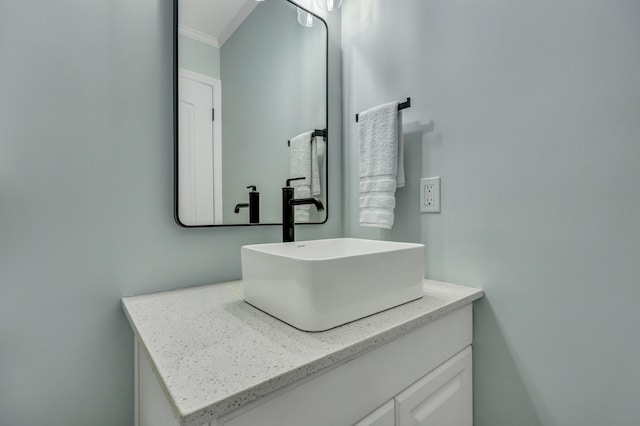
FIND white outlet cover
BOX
[420,177,440,213]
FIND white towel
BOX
[289,130,322,222]
[358,101,404,229]
[311,137,321,196]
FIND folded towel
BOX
[396,118,405,188]
[358,101,404,229]
[314,138,326,198]
[311,137,321,196]
[289,130,322,222]
[359,176,397,194]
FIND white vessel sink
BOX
[241,238,424,331]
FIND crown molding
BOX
[178,25,220,48]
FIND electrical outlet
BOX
[420,177,440,213]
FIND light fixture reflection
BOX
[316,0,342,12]
[297,8,314,27]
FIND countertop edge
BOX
[121,298,190,423]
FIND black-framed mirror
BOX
[174,0,328,227]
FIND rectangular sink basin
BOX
[241,238,424,331]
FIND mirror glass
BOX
[176,0,328,226]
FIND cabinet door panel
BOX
[395,347,472,426]
[354,400,394,426]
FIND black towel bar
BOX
[355,97,411,123]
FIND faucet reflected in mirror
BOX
[234,185,260,224]
[282,178,325,242]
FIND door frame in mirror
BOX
[173,0,329,228]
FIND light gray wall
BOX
[0,0,341,424]
[342,0,640,425]
[178,34,221,79]
[221,0,328,224]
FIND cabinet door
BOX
[354,400,394,426]
[395,346,472,426]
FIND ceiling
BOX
[179,0,258,47]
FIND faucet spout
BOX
[234,203,249,214]
[282,184,324,242]
[288,197,325,211]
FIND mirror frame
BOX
[173,0,329,227]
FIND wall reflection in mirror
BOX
[176,0,328,226]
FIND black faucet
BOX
[234,185,260,224]
[282,177,324,242]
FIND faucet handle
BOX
[286,177,306,187]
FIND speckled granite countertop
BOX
[121,279,482,426]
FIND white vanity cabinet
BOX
[123,280,482,426]
[139,341,471,426]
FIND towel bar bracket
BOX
[287,129,327,146]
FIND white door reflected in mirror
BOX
[178,71,223,225]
